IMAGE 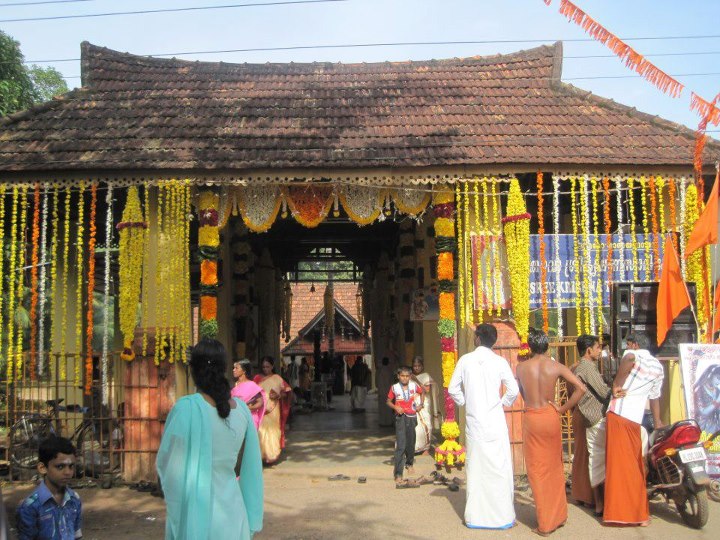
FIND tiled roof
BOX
[280,282,368,355]
[0,41,716,172]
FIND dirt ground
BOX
[3,449,718,539]
[2,395,717,539]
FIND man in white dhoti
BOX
[448,323,519,529]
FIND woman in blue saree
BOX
[157,339,264,539]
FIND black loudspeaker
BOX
[611,282,697,358]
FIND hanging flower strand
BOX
[648,176,660,280]
[602,178,613,319]
[570,178,583,333]
[15,186,29,379]
[29,183,41,379]
[628,177,639,282]
[101,184,113,405]
[552,177,563,338]
[84,183,98,395]
[5,187,19,382]
[667,177,678,254]
[0,186,6,367]
[502,178,531,355]
[614,177,625,280]
[537,172,548,332]
[38,186,50,376]
[74,184,86,385]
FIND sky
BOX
[3,0,720,134]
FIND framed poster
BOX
[679,344,720,477]
[410,285,439,321]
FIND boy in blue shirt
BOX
[16,435,82,540]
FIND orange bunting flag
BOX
[657,236,692,347]
[685,170,719,258]
[557,0,684,98]
[691,93,720,127]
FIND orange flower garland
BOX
[200,295,218,321]
[602,177,613,300]
[85,183,97,395]
[200,259,218,286]
[285,185,334,228]
[537,172,548,332]
[439,292,455,320]
[437,252,454,280]
[29,183,41,379]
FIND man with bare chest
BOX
[515,328,586,536]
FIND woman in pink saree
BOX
[253,356,292,464]
[231,359,267,430]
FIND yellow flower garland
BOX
[118,186,147,361]
[503,178,531,349]
[392,189,431,215]
[472,180,482,318]
[580,177,591,334]
[639,176,652,280]
[481,179,491,317]
[628,177,639,281]
[491,180,502,317]
[337,188,384,225]
[59,189,72,380]
[591,177,603,335]
[456,182,466,328]
[434,217,455,237]
[74,184,86,384]
[0,186,5,376]
[441,351,455,387]
[6,187,19,382]
[15,186,29,379]
[570,178,583,333]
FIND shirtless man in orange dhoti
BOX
[516,328,587,536]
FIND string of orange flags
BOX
[543,0,720,130]
[693,93,720,177]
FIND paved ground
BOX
[2,393,718,539]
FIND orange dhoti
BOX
[570,407,594,507]
[523,405,568,534]
[603,412,649,525]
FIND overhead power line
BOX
[23,39,720,65]
[0,0,348,23]
[0,0,95,6]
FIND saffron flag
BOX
[685,170,719,258]
[657,236,692,346]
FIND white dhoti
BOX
[350,386,367,410]
[586,418,607,487]
[464,435,515,529]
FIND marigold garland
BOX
[614,176,625,280]
[198,187,220,342]
[118,186,147,361]
[15,187,28,379]
[472,180,482,316]
[285,185,334,228]
[434,217,455,238]
[580,177,593,334]
[5,187,19,382]
[58,189,72,380]
[668,178,678,254]
[491,180,502,317]
[648,176,660,280]
[602,178,613,317]
[0,186,5,372]
[101,184,113,405]
[481,179,492,316]
[537,172,548,332]
[29,183,41,379]
[591,177,602,335]
[628,177,639,281]
[84,183,97,395]
[639,176,652,281]
[503,178,531,352]
[570,178,583,333]
[553,177,563,337]
[432,186,464,469]
[74,184,85,384]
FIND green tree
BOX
[0,31,35,116]
[28,65,68,103]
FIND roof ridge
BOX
[80,40,560,77]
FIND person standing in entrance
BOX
[603,333,664,527]
[387,366,424,487]
[516,328,586,536]
[448,323,519,530]
[350,356,370,412]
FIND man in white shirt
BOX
[604,333,664,526]
[448,324,519,529]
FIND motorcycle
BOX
[646,420,718,529]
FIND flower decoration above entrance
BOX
[284,185,334,228]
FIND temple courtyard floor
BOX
[2,393,718,539]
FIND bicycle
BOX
[9,398,110,478]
